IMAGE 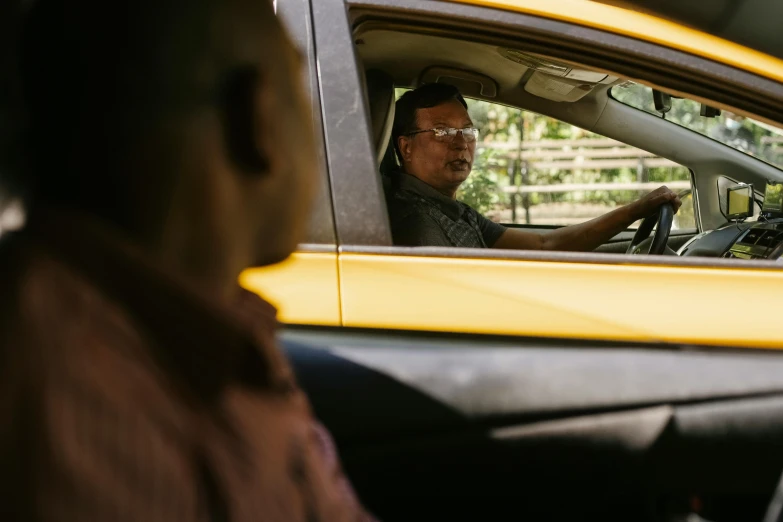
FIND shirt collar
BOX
[397,172,464,220]
[24,207,292,401]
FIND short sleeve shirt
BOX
[387,172,507,248]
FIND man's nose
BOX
[451,132,468,149]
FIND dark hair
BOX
[19,0,214,210]
[17,0,278,226]
[392,83,467,162]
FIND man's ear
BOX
[220,66,269,174]
[397,135,412,163]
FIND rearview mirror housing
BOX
[700,104,722,117]
[652,90,671,115]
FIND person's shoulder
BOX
[391,212,450,247]
[0,229,163,390]
[2,232,105,324]
[457,199,477,213]
[457,200,493,223]
[387,184,431,220]
[0,230,189,444]
[0,230,73,326]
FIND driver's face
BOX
[398,100,475,198]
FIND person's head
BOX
[393,83,476,198]
[19,0,316,279]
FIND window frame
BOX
[277,0,338,248]
[310,0,392,247]
[322,0,783,269]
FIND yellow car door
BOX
[328,0,783,349]
[242,0,783,350]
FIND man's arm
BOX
[493,186,682,252]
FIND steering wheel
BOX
[626,203,674,255]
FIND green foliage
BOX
[456,148,502,210]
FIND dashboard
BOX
[679,218,783,260]
[679,180,783,260]
[723,221,783,260]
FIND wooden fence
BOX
[479,138,681,175]
[477,138,688,223]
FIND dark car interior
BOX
[285,329,783,522]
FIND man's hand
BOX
[630,186,682,221]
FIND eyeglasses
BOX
[406,127,480,143]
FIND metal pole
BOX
[522,160,531,224]
[637,156,647,202]
[518,112,529,224]
[508,161,517,223]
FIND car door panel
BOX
[338,249,783,349]
[282,328,783,521]
[284,340,463,443]
[284,329,783,425]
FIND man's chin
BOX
[449,169,471,184]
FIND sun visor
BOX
[499,48,608,82]
[524,71,599,102]
[417,66,498,98]
[500,47,610,102]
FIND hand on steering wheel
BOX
[626,203,674,255]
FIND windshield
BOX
[611,82,783,172]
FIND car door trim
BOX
[278,0,337,245]
[339,243,783,270]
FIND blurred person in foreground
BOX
[0,0,375,520]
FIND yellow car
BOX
[242,0,783,519]
[246,0,783,349]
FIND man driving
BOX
[387,83,682,250]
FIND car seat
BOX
[363,69,399,192]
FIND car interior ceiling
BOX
[357,27,783,232]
